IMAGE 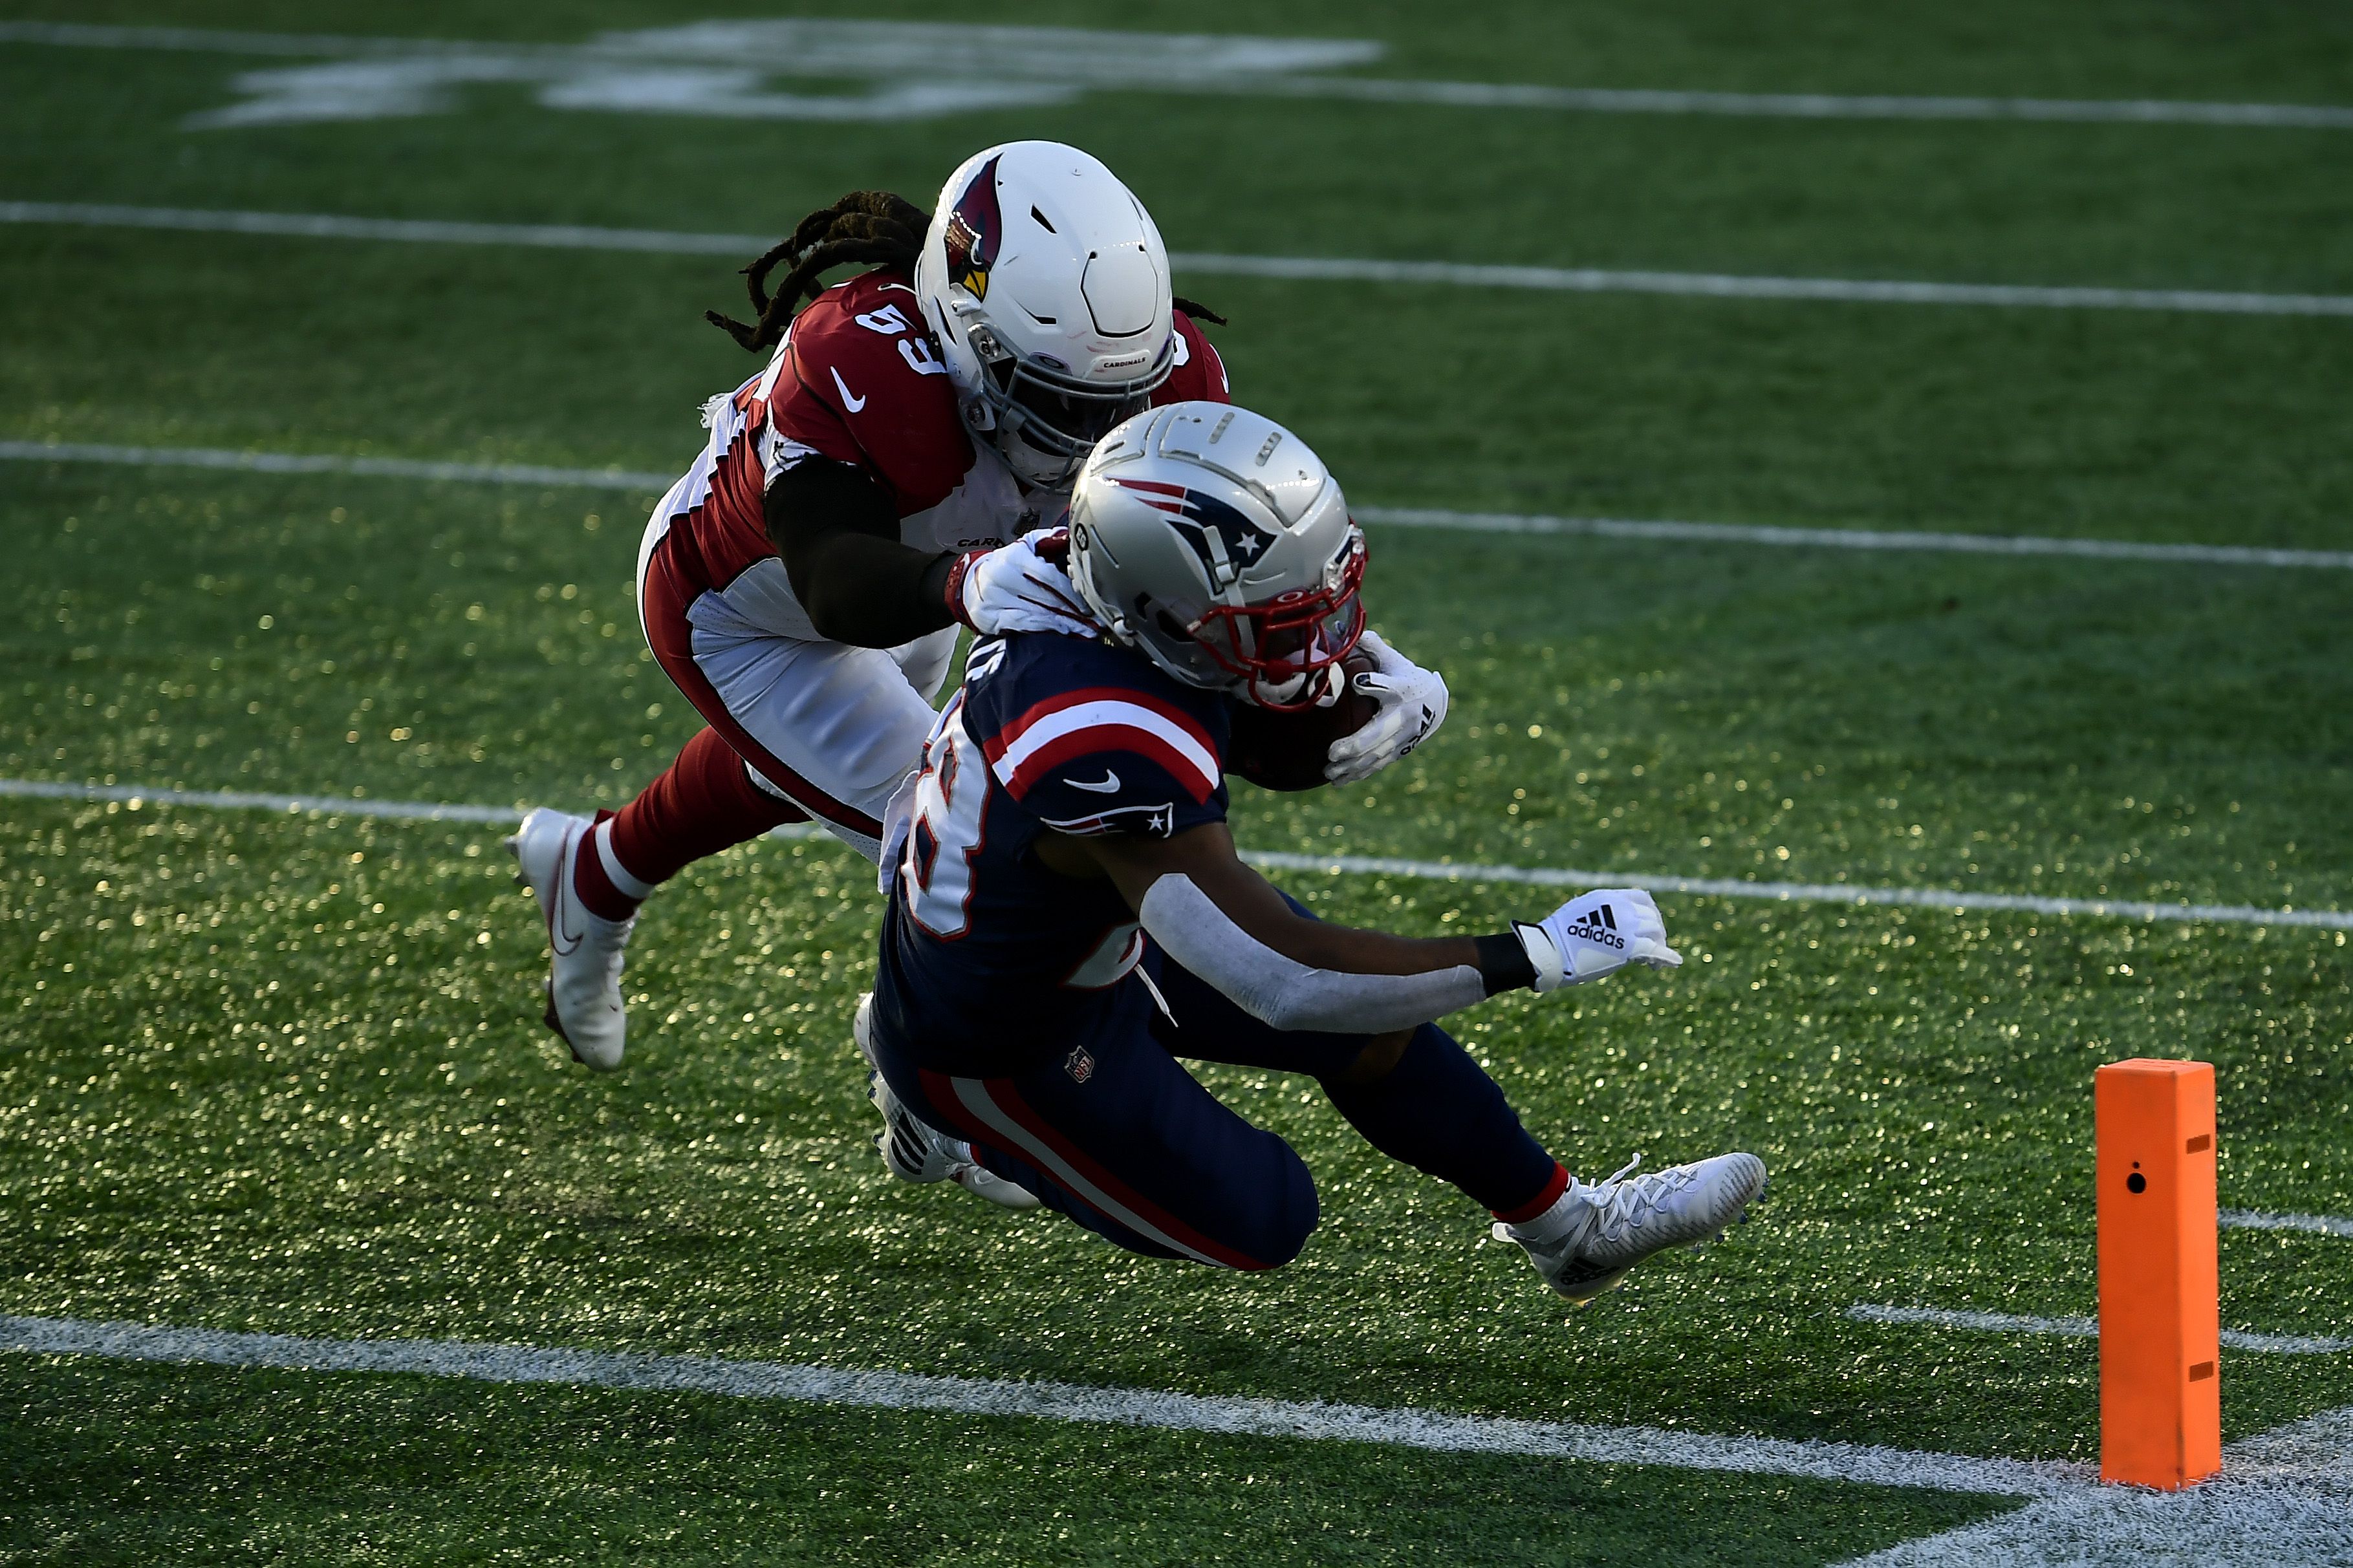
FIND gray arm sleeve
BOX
[1136,874,1488,1035]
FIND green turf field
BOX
[4,3,2351,1563]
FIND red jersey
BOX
[646,268,1231,643]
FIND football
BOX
[1224,645,1382,792]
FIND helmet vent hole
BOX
[1030,206,1056,233]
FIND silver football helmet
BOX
[914,141,1178,490]
[1067,402,1365,711]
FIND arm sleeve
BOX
[1138,873,1489,1034]
[763,458,957,648]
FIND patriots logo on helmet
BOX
[1111,477,1275,585]
[942,155,1003,302]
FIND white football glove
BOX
[1513,888,1681,991]
[1325,628,1449,786]
[944,528,1100,638]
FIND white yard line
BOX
[1352,504,2353,572]
[3,19,2349,131]
[1833,1404,2353,1566]
[10,439,2352,573]
[1245,850,2353,932]
[1253,75,2353,131]
[1847,1304,2352,1356]
[0,438,671,491]
[6,201,2351,319]
[9,1306,2352,1568]
[2220,1208,2353,1240]
[0,1311,2084,1498]
[6,779,2343,934]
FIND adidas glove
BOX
[1325,629,1449,786]
[1513,888,1681,992]
[943,527,1099,637]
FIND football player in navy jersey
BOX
[861,403,1767,1302]
[506,143,1449,1075]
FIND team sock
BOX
[570,813,651,921]
[1320,1023,1566,1219]
[570,726,807,919]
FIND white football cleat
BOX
[853,994,1040,1210]
[505,807,634,1071]
[1495,1151,1766,1304]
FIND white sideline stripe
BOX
[1173,250,2353,319]
[1350,505,2353,572]
[1847,1304,2353,1356]
[0,438,670,491]
[2221,1207,2353,1240]
[1833,1404,2353,1567]
[6,201,2352,319]
[1243,850,2353,932]
[4,20,2350,131]
[1254,74,2353,131]
[6,779,2341,932]
[0,1312,2085,1498]
[11,440,2352,575]
[0,777,523,824]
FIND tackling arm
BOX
[765,458,959,647]
[766,461,1098,646]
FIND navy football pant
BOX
[870,950,1563,1271]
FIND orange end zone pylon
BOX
[2095,1058,2221,1488]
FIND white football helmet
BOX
[1067,402,1366,711]
[914,141,1178,490]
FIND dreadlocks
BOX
[705,190,932,352]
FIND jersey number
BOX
[854,301,949,378]
[901,694,988,938]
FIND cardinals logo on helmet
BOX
[942,155,1003,302]
[1111,478,1275,586]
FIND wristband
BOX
[1510,920,1566,993]
[1473,931,1539,996]
[937,548,988,629]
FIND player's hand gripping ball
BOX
[1224,644,1383,792]
[1323,628,1448,786]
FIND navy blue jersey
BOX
[877,632,1230,1071]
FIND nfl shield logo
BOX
[1064,1046,1096,1084]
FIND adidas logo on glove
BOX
[1513,889,1681,991]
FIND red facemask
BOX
[1188,533,1368,711]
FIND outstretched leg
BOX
[1142,940,1766,1302]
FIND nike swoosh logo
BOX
[829,366,868,413]
[1068,770,1122,793]
[549,823,587,955]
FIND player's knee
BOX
[1227,1150,1319,1270]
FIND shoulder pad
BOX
[1156,311,1231,406]
[770,271,971,513]
[968,636,1229,833]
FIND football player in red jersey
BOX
[508,142,1450,1074]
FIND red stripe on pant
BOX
[640,531,882,839]
[920,1068,1275,1272]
